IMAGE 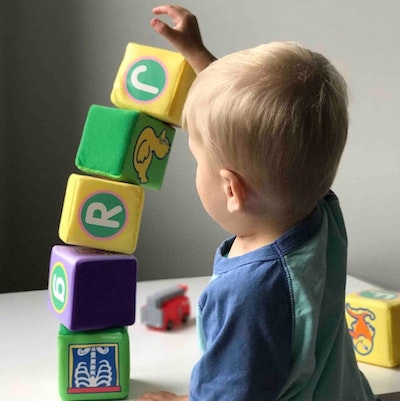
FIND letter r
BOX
[85,202,122,228]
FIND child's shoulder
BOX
[203,252,291,308]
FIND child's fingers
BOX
[152,5,178,17]
[136,391,180,401]
[150,18,176,39]
[152,5,190,20]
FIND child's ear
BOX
[219,169,247,213]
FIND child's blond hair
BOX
[183,42,348,216]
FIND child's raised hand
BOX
[151,5,202,56]
[151,5,216,73]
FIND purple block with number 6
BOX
[48,245,137,331]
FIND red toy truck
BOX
[141,284,190,330]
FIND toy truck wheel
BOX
[182,314,189,324]
[166,320,174,330]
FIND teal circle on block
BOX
[80,192,127,239]
[360,290,399,300]
[125,58,167,102]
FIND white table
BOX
[0,276,399,400]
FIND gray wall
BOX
[0,0,8,286]
[1,0,399,292]
[1,1,82,292]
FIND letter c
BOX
[130,65,160,95]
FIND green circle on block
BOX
[50,262,68,313]
[360,290,398,300]
[126,58,167,102]
[81,192,127,239]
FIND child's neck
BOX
[227,210,308,258]
[228,231,280,258]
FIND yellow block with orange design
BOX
[345,289,400,367]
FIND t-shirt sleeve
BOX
[189,260,292,401]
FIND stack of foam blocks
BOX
[47,42,195,401]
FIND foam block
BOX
[110,42,195,126]
[75,105,175,190]
[58,324,130,400]
[48,245,137,331]
[345,288,400,367]
[59,174,144,254]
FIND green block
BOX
[76,105,175,190]
[58,325,130,400]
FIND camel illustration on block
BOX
[133,127,171,184]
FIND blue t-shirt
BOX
[190,192,378,401]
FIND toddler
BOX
[138,5,379,401]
